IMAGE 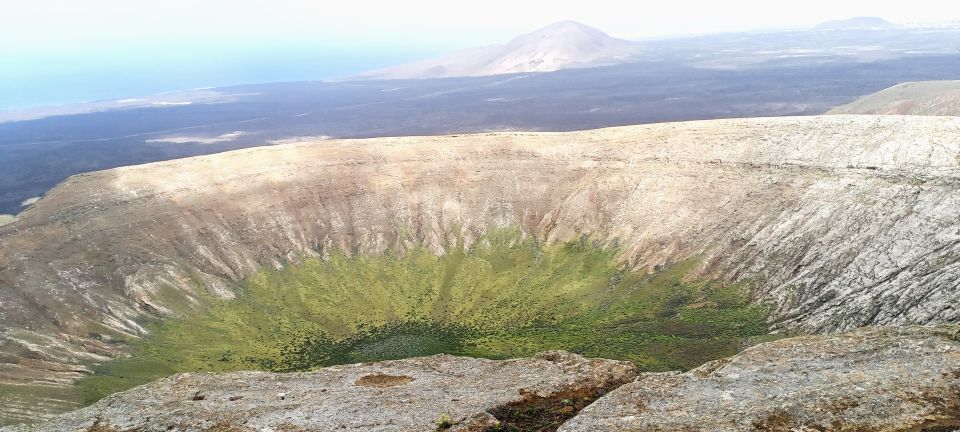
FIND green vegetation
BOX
[77,230,772,404]
[437,413,454,431]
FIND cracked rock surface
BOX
[5,351,635,432]
[559,325,960,432]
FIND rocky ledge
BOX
[561,325,960,432]
[10,325,959,432]
[7,351,635,432]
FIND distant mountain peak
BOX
[532,20,609,35]
[352,21,640,80]
[504,21,628,48]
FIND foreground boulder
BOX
[560,325,960,431]
[9,351,634,432]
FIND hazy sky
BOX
[4,0,956,49]
[2,0,957,109]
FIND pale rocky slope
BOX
[352,21,639,80]
[2,115,960,397]
[829,80,960,115]
[11,326,958,432]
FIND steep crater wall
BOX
[2,115,960,397]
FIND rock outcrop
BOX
[5,351,635,432]
[829,81,960,115]
[560,325,960,431]
[2,115,960,417]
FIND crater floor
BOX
[76,234,770,406]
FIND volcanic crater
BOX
[2,115,960,425]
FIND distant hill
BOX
[352,21,640,80]
[814,17,896,31]
[828,81,960,115]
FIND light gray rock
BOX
[559,325,960,432]
[9,351,635,432]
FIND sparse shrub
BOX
[436,413,454,430]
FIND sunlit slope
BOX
[829,80,960,115]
